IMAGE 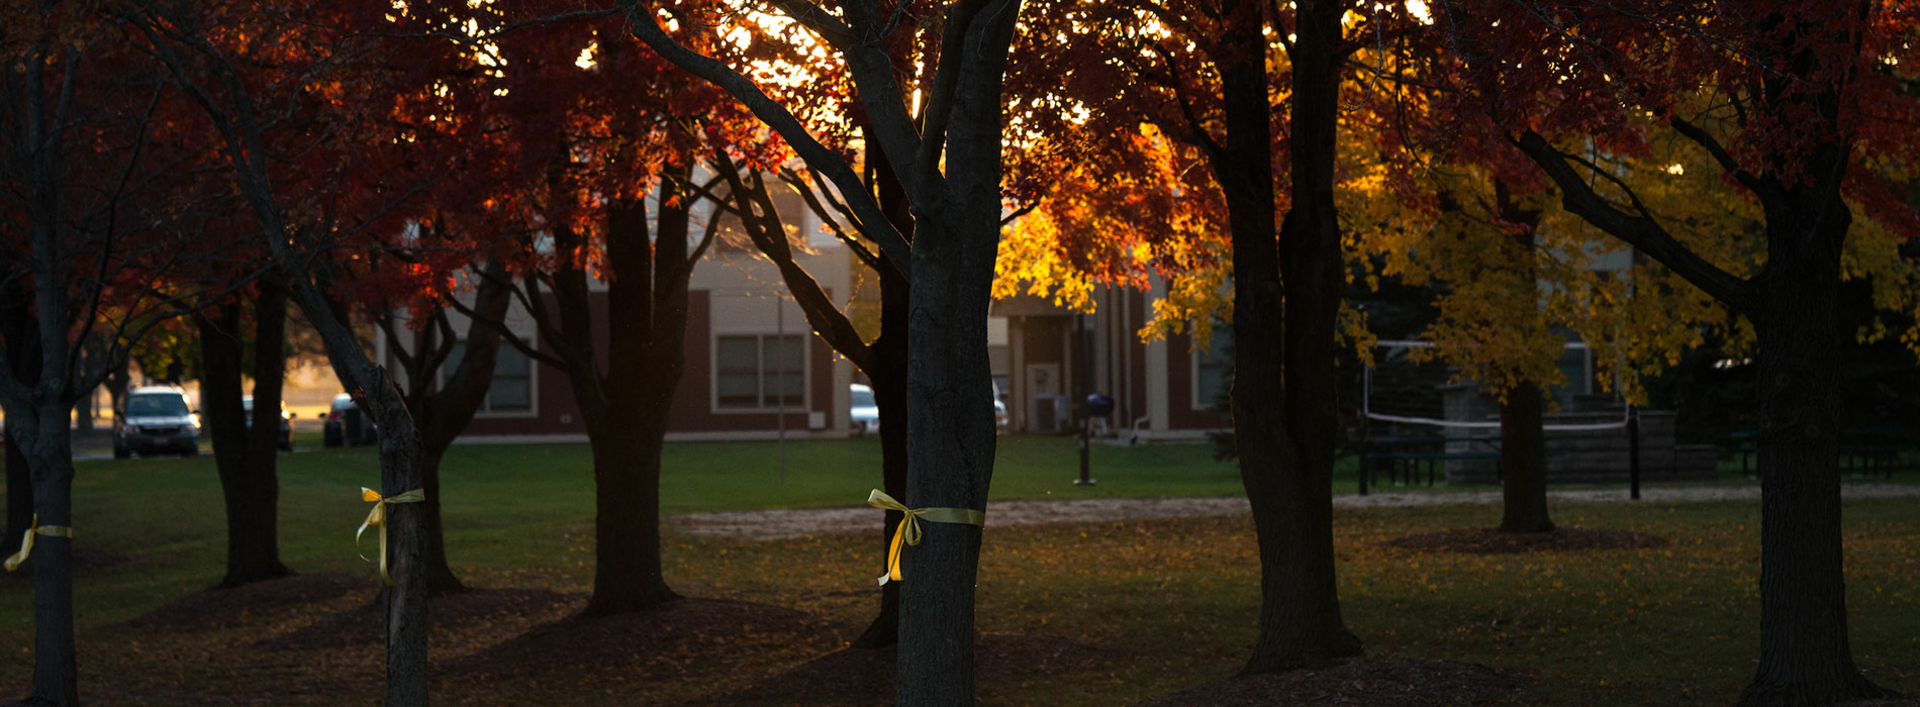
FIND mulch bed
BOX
[691,631,1117,706]
[256,587,578,651]
[120,572,376,631]
[440,597,827,685]
[700,647,893,706]
[1382,527,1670,555]
[1135,655,1532,707]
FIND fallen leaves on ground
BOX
[1381,527,1671,555]
[1135,655,1531,707]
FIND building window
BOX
[442,341,534,413]
[1194,328,1233,410]
[716,334,806,409]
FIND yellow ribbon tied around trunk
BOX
[356,487,425,586]
[4,515,73,572]
[865,489,985,586]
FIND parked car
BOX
[323,393,377,447]
[241,396,296,451]
[114,386,199,458]
[850,384,879,436]
[850,383,1009,435]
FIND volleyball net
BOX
[1360,340,1630,433]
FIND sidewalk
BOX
[674,483,1920,539]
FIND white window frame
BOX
[440,340,540,419]
[1190,332,1233,411]
[710,332,811,414]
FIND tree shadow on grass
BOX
[0,548,140,584]
[437,597,828,687]
[120,572,374,632]
[255,586,578,651]
[1136,655,1532,707]
[692,631,1118,706]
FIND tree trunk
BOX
[197,303,291,587]
[582,417,678,616]
[849,114,916,649]
[242,277,291,582]
[1220,0,1361,674]
[851,261,910,648]
[893,6,1021,701]
[414,443,465,597]
[25,409,78,707]
[2,287,37,561]
[1497,382,1553,533]
[408,260,514,598]
[1489,180,1552,534]
[103,356,129,426]
[4,315,80,707]
[894,225,998,705]
[71,400,91,433]
[573,166,696,617]
[372,420,428,707]
[1736,196,1887,706]
[3,432,28,561]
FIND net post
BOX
[1357,414,1370,496]
[1627,404,1642,500]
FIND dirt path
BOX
[674,483,1920,539]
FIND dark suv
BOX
[242,396,296,451]
[323,393,378,447]
[114,386,200,458]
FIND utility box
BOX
[1031,394,1066,433]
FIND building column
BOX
[1009,315,1026,433]
[1145,276,1170,435]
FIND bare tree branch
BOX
[1515,130,1756,312]
[1667,114,1776,200]
[709,147,873,371]
[774,167,884,271]
[620,1,914,274]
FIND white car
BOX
[114,386,199,458]
[851,383,1009,434]
[850,384,879,435]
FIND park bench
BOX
[1722,430,1759,477]
[1840,428,1918,479]
[1359,436,1502,488]
[1720,428,1917,479]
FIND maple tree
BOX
[1335,13,1804,535]
[124,159,308,589]
[701,146,921,647]
[1432,0,1920,702]
[434,4,746,617]
[117,0,491,700]
[626,0,1024,702]
[1370,174,1566,531]
[658,6,936,647]
[1004,0,1383,671]
[0,6,290,703]
[194,275,297,587]
[364,252,514,598]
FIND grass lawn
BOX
[0,435,1914,704]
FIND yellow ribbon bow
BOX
[865,489,985,586]
[4,515,74,572]
[356,487,425,585]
